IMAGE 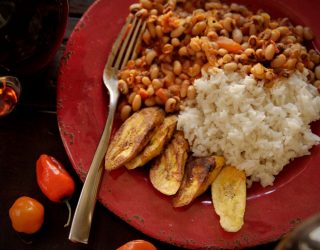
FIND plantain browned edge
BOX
[125,115,177,170]
[149,131,189,196]
[105,107,165,171]
[172,156,223,207]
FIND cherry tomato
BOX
[117,240,157,250]
[9,196,44,234]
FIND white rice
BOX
[177,68,320,187]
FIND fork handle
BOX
[69,93,119,244]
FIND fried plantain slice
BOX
[172,155,224,207]
[149,131,189,196]
[196,156,225,197]
[126,115,177,170]
[211,165,246,232]
[105,107,165,171]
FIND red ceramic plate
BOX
[57,0,320,249]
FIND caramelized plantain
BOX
[126,115,177,170]
[105,107,165,171]
[211,165,246,232]
[172,155,224,207]
[149,131,189,196]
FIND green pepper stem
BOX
[64,200,72,227]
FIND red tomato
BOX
[9,196,44,234]
[117,240,157,250]
[216,36,243,53]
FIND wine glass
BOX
[0,75,21,117]
[0,0,68,116]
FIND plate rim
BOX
[57,0,320,248]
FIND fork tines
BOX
[106,14,146,71]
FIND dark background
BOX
[0,0,278,249]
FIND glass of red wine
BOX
[0,0,68,116]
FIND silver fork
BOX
[68,14,146,244]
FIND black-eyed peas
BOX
[303,27,314,41]
[248,35,258,47]
[142,76,151,86]
[147,21,156,38]
[164,73,175,86]
[145,49,157,65]
[178,46,188,56]
[192,21,207,35]
[186,85,196,100]
[147,85,155,96]
[264,44,276,60]
[144,96,156,106]
[155,25,163,38]
[308,70,315,83]
[218,48,228,56]
[140,0,152,9]
[170,25,185,38]
[296,62,305,72]
[136,8,148,18]
[162,36,170,44]
[152,79,163,90]
[120,105,132,121]
[265,69,276,81]
[115,0,320,117]
[270,29,281,42]
[271,54,287,68]
[223,62,238,72]
[165,98,177,113]
[309,50,320,64]
[222,54,232,64]
[187,63,201,77]
[168,84,180,96]
[189,37,202,52]
[255,49,264,60]
[132,94,142,111]
[307,61,315,71]
[162,44,174,54]
[251,63,265,79]
[207,31,218,40]
[171,38,180,47]
[150,64,159,79]
[315,65,320,80]
[118,80,129,95]
[284,58,298,70]
[129,3,142,13]
[174,77,182,85]
[232,28,243,43]
[128,92,136,105]
[220,29,229,37]
[180,80,189,98]
[244,48,255,59]
[173,60,182,75]
[150,9,158,15]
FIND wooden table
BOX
[0,1,279,249]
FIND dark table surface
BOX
[0,1,279,249]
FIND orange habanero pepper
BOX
[117,240,157,250]
[9,196,44,234]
